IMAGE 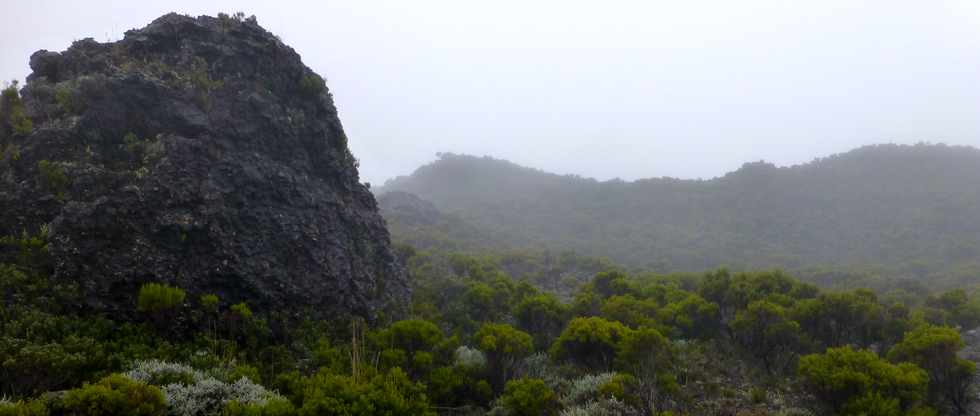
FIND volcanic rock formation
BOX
[0,13,407,319]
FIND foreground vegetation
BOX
[2,228,980,416]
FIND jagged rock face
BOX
[0,14,408,320]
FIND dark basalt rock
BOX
[0,13,408,320]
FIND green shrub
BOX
[551,317,631,371]
[60,374,166,416]
[299,74,325,97]
[0,81,32,138]
[221,399,296,416]
[297,368,434,416]
[230,302,253,320]
[37,160,69,199]
[499,378,559,416]
[749,387,767,404]
[201,294,220,312]
[54,82,86,115]
[799,346,929,414]
[888,324,976,414]
[137,283,186,314]
[0,399,49,416]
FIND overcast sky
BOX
[3,1,980,185]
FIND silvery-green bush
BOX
[560,373,616,407]
[125,360,282,416]
[522,353,565,389]
[454,345,487,369]
[559,398,636,416]
[126,360,205,385]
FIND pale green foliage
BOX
[453,345,486,369]
[200,294,220,312]
[127,359,283,416]
[0,81,32,137]
[61,374,166,416]
[798,346,930,414]
[560,373,616,407]
[559,397,635,416]
[163,377,282,416]
[230,302,253,320]
[888,324,976,414]
[137,283,186,313]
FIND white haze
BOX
[2,1,980,185]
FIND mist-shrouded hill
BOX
[379,143,980,287]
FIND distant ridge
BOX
[379,143,980,288]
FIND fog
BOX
[3,1,980,185]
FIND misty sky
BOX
[3,1,980,185]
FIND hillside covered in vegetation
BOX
[380,144,980,289]
[3,11,980,416]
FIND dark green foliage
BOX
[792,289,884,348]
[36,160,69,199]
[381,146,980,289]
[731,300,801,375]
[2,221,978,416]
[499,378,559,416]
[923,289,980,329]
[60,374,166,416]
[299,74,325,97]
[514,294,568,350]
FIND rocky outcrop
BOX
[0,13,407,320]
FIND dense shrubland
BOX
[2,228,980,416]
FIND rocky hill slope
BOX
[0,13,407,319]
[379,144,980,287]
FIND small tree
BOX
[888,325,976,415]
[615,327,677,413]
[474,323,532,391]
[551,317,631,371]
[731,300,801,375]
[375,319,444,377]
[514,294,568,350]
[799,346,931,415]
[499,378,559,416]
[0,81,32,140]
